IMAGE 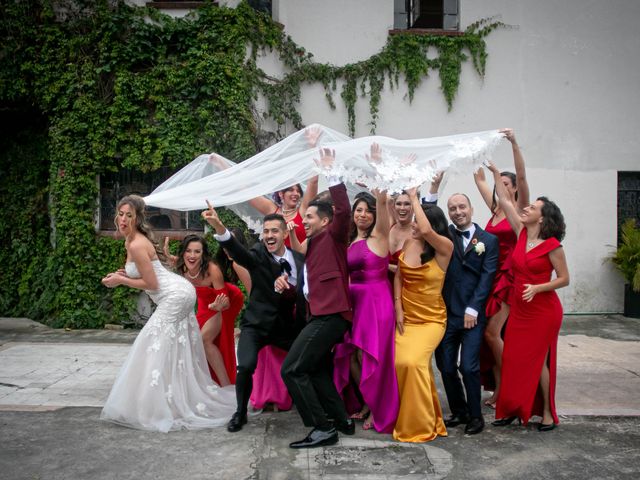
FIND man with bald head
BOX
[435,193,498,435]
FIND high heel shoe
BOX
[538,422,556,432]
[491,416,520,427]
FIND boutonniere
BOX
[472,239,485,255]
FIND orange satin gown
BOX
[393,254,448,442]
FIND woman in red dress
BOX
[473,128,530,407]
[246,127,322,247]
[485,162,569,431]
[175,235,243,386]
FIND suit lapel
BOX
[261,244,281,278]
[450,225,465,259]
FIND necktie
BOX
[456,230,470,239]
[279,258,292,275]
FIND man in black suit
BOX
[435,193,498,435]
[203,207,305,432]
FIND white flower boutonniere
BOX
[472,239,485,255]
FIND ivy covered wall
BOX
[0,0,502,327]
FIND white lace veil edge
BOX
[144,124,505,232]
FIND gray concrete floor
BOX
[1,315,639,479]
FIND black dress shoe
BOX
[444,414,470,427]
[464,417,485,435]
[226,412,247,432]
[491,416,520,427]
[334,418,355,435]
[289,428,339,449]
[538,422,556,432]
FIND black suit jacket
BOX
[219,234,306,337]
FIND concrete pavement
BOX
[1,315,639,479]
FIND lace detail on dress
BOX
[101,260,236,432]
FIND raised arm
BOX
[315,148,350,245]
[299,175,318,216]
[406,187,453,265]
[287,221,308,255]
[393,267,404,335]
[369,188,390,256]
[202,201,258,269]
[163,237,178,267]
[473,167,495,212]
[501,128,530,212]
[485,162,523,236]
[298,126,322,215]
[365,143,391,254]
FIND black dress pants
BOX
[281,314,350,429]
[235,326,293,416]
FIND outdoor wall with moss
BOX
[0,0,502,328]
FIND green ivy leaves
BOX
[0,0,502,328]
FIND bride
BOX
[100,195,236,432]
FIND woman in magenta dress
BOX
[473,128,530,407]
[333,144,400,433]
[485,162,569,431]
[175,235,243,386]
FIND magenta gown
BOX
[250,345,292,411]
[333,240,400,433]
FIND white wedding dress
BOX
[100,259,236,432]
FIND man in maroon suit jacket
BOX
[282,148,354,449]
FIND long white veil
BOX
[144,124,504,231]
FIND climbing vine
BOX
[0,0,503,328]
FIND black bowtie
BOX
[455,230,470,239]
[279,258,292,275]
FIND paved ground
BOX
[1,315,639,479]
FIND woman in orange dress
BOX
[485,162,569,431]
[393,187,453,442]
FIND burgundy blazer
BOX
[305,183,352,320]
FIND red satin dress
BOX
[283,210,306,248]
[388,249,402,285]
[480,215,517,390]
[194,282,244,385]
[495,229,563,425]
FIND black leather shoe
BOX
[444,414,470,427]
[334,418,355,435]
[464,416,485,435]
[538,422,556,432]
[227,412,247,432]
[491,416,520,427]
[289,428,339,449]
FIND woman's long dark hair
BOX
[420,204,452,264]
[215,227,248,283]
[491,171,518,213]
[538,196,566,241]
[176,235,213,279]
[349,192,377,242]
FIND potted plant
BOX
[611,218,640,318]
